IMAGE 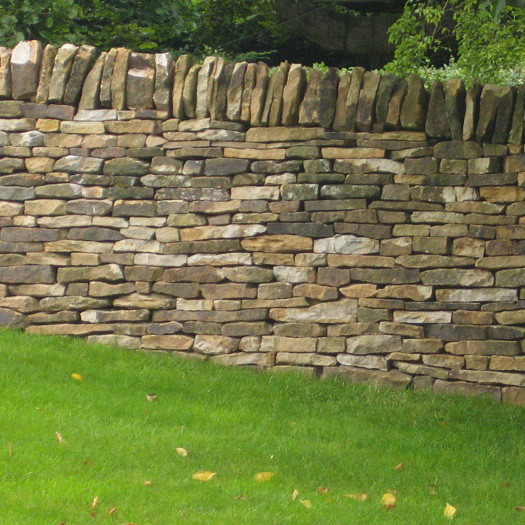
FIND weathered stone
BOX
[334,158,403,174]
[99,48,117,108]
[268,62,290,127]
[375,73,398,126]
[317,67,339,129]
[77,52,106,110]
[58,264,123,283]
[125,52,155,110]
[193,335,238,355]
[180,63,200,118]
[204,158,249,176]
[386,78,407,130]
[425,81,450,138]
[171,54,192,118]
[0,47,12,99]
[10,40,42,101]
[282,64,306,126]
[509,85,525,145]
[332,71,351,131]
[48,44,78,103]
[495,269,525,287]
[421,269,493,287]
[54,155,103,173]
[450,369,524,387]
[195,57,216,119]
[211,352,273,366]
[241,235,312,253]
[323,366,411,389]
[111,48,130,110]
[444,78,465,140]
[492,86,515,144]
[436,288,517,302]
[0,265,54,284]
[298,68,321,125]
[314,235,378,255]
[142,334,193,350]
[400,75,428,130]
[356,71,380,132]
[260,336,316,353]
[153,52,174,113]
[462,81,482,141]
[346,334,401,354]
[104,157,149,176]
[63,44,96,105]
[239,62,256,123]
[226,61,247,121]
[350,268,420,284]
[344,66,365,131]
[270,300,357,324]
[446,340,520,356]
[337,353,389,370]
[475,84,502,142]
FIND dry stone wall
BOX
[0,40,524,403]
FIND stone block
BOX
[346,334,402,354]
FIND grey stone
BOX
[54,155,103,173]
[182,64,200,118]
[332,71,351,131]
[209,59,233,121]
[400,74,428,130]
[104,157,149,176]
[195,56,216,119]
[317,67,339,129]
[63,44,96,105]
[346,335,401,354]
[356,71,380,132]
[509,85,525,145]
[476,84,503,142]
[298,68,321,125]
[492,86,514,144]
[204,158,249,176]
[10,40,42,101]
[126,52,155,109]
[375,73,398,125]
[425,80,450,139]
[0,47,12,99]
[240,62,256,123]
[153,52,174,113]
[462,80,482,141]
[344,66,365,131]
[99,48,117,108]
[111,47,130,110]
[48,43,78,103]
[386,78,407,130]
[444,78,465,140]
[173,54,193,118]
[282,64,306,126]
[268,62,291,127]
[0,265,54,284]
[78,51,106,110]
[226,61,247,122]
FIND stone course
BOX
[0,41,523,403]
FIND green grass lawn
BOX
[1,329,524,525]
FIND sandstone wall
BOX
[0,41,524,403]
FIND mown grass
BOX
[0,329,524,525]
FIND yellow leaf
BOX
[394,463,404,470]
[515,506,525,512]
[292,489,299,500]
[146,393,158,402]
[91,496,99,510]
[71,373,83,382]
[300,499,312,509]
[108,507,117,515]
[316,486,329,494]
[444,503,457,519]
[193,470,216,481]
[55,432,67,445]
[144,480,152,486]
[380,492,397,510]
[345,493,368,501]
[254,471,274,482]
[176,447,188,457]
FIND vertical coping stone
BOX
[48,43,78,103]
[0,47,12,99]
[226,61,247,122]
[99,48,118,108]
[195,56,216,119]
[35,44,56,104]
[250,62,269,127]
[240,62,257,124]
[282,64,307,127]
[260,66,278,126]
[385,78,407,130]
[374,73,398,129]
[172,54,193,119]
[63,44,97,106]
[462,80,482,141]
[400,74,428,130]
[268,62,291,127]
[112,47,130,110]
[476,84,503,143]
[492,86,515,144]
[332,71,351,131]
[10,40,42,101]
[444,77,466,141]
[508,84,525,145]
[355,70,380,132]
[425,80,451,139]
[209,58,233,121]
[182,64,201,119]
[126,52,155,110]
[298,68,322,126]
[344,66,365,131]
[153,52,174,114]
[79,52,106,110]
[318,67,339,129]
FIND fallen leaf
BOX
[345,493,368,501]
[8,441,13,457]
[146,393,158,402]
[501,482,511,488]
[55,432,67,445]
[144,480,152,486]
[444,502,457,519]
[193,470,216,481]
[394,463,404,470]
[176,447,188,457]
[380,492,397,510]
[107,508,116,515]
[89,511,96,518]
[300,499,313,509]
[235,495,245,500]
[515,506,525,512]
[292,489,299,500]
[71,373,83,382]
[428,484,438,495]
[91,496,99,510]
[81,459,93,466]
[316,486,329,494]
[254,471,274,482]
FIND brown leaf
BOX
[91,496,99,510]
[380,492,396,510]
[193,470,216,481]
[235,495,245,500]
[394,463,404,470]
[345,493,368,501]
[300,499,313,509]
[428,484,438,495]
[292,489,299,500]
[316,486,329,494]
[107,508,116,515]
[176,447,188,457]
[254,471,274,482]
[515,506,525,512]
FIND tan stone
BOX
[142,335,193,350]
[241,235,312,253]
[340,284,377,298]
[260,336,316,353]
[377,285,432,301]
[270,300,357,324]
[490,356,525,372]
[322,147,384,159]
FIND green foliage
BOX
[385,0,525,87]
